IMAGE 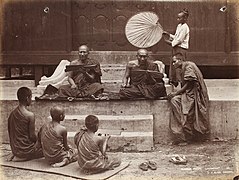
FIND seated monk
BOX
[74,115,121,174]
[58,45,103,98]
[8,87,43,161]
[38,106,77,167]
[119,49,167,99]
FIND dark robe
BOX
[169,61,209,142]
[74,129,121,174]
[39,123,77,165]
[119,60,166,99]
[170,46,188,83]
[8,107,43,159]
[58,58,103,98]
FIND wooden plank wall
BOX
[1,0,239,65]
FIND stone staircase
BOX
[52,115,154,152]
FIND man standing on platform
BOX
[119,49,166,99]
[8,87,43,161]
[58,45,103,99]
[167,53,209,145]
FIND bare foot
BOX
[51,158,69,168]
[7,154,14,161]
[11,156,28,162]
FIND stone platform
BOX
[61,114,154,151]
[0,79,239,152]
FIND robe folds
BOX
[39,123,77,165]
[8,107,43,159]
[58,58,103,98]
[119,60,166,99]
[169,61,209,142]
[74,129,121,174]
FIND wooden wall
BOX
[1,0,239,65]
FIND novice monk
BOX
[74,115,121,174]
[8,87,43,161]
[39,106,77,167]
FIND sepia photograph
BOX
[0,0,238,179]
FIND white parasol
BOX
[125,11,163,48]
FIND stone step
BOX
[67,131,154,152]
[102,81,173,94]
[57,115,154,132]
[0,80,35,88]
[101,64,125,81]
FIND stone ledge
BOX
[60,114,154,132]
[68,131,154,152]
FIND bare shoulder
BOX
[70,59,79,65]
[21,108,34,121]
[92,134,103,145]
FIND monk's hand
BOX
[121,84,126,88]
[105,134,111,140]
[71,84,77,89]
[167,92,176,100]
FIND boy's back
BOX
[39,122,68,164]
[8,107,36,158]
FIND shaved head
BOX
[50,106,65,121]
[79,45,89,53]
[137,49,148,56]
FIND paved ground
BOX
[1,140,238,180]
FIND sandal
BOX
[139,162,149,171]
[148,161,157,170]
[169,155,187,165]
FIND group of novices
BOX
[8,87,120,174]
[7,8,210,174]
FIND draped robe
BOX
[8,107,43,159]
[119,60,166,99]
[58,58,103,98]
[74,129,121,174]
[169,61,209,142]
[39,123,76,164]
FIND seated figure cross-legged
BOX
[74,115,121,174]
[38,106,77,167]
[8,87,43,161]
[119,49,167,99]
[58,45,103,99]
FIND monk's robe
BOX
[169,61,209,142]
[39,123,77,165]
[119,60,166,99]
[58,58,103,98]
[8,107,43,159]
[74,129,121,174]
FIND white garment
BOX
[170,23,190,49]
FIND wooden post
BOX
[225,0,231,54]
[34,65,43,86]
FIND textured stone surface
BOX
[62,114,153,132]
[67,131,153,152]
